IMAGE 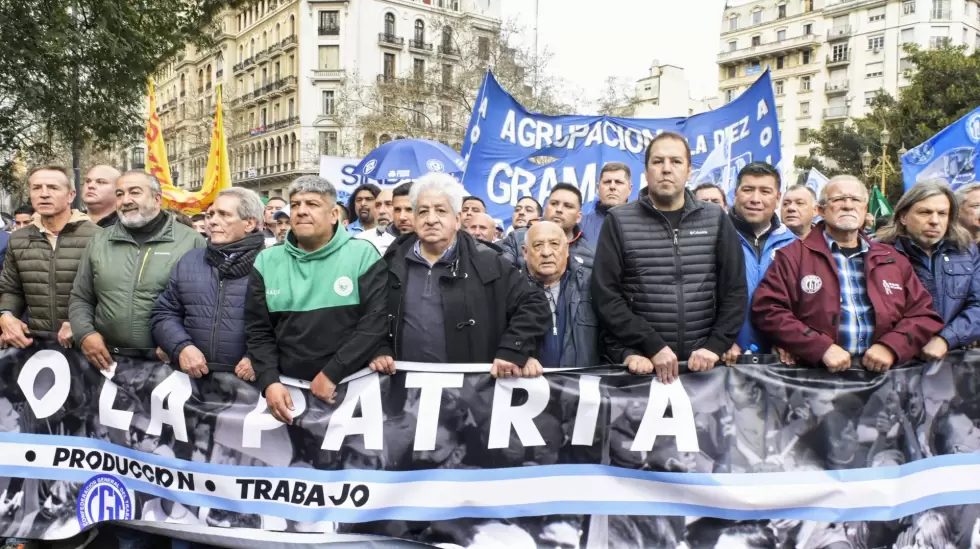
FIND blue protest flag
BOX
[902,106,980,191]
[460,71,782,225]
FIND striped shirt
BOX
[824,232,876,355]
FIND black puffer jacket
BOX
[591,191,746,361]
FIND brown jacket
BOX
[0,210,102,333]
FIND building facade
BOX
[633,62,719,119]
[717,0,980,169]
[153,0,501,197]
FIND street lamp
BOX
[862,126,898,196]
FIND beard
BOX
[119,202,159,228]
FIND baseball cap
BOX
[273,206,290,220]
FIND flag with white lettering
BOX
[460,70,781,225]
[1,343,980,548]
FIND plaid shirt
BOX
[824,232,876,355]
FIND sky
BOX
[499,0,728,112]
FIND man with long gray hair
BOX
[368,172,550,378]
[955,182,980,243]
[151,187,268,380]
[245,176,387,424]
[877,180,980,358]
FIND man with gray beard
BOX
[70,171,205,367]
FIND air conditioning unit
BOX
[873,46,881,53]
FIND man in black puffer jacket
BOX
[592,132,746,385]
[150,188,267,379]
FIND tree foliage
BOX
[798,43,980,203]
[329,17,572,156]
[0,0,243,192]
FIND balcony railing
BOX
[233,62,245,73]
[823,106,849,119]
[438,43,460,56]
[216,69,224,78]
[255,49,269,62]
[281,35,298,49]
[409,39,433,51]
[319,24,340,36]
[379,33,405,47]
[827,25,852,40]
[931,8,952,19]
[243,58,255,69]
[825,80,849,94]
[717,33,818,64]
[312,69,346,80]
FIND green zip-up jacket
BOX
[69,213,206,350]
[245,224,388,392]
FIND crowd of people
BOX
[1,129,980,549]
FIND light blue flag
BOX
[902,106,980,191]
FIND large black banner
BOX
[2,343,980,548]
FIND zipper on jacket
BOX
[209,277,226,361]
[128,244,143,347]
[672,228,685,358]
[47,235,58,332]
[137,247,153,284]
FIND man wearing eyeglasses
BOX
[751,175,942,373]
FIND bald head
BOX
[465,212,496,242]
[83,164,122,219]
[523,221,568,284]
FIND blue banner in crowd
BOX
[460,71,782,224]
[902,106,980,190]
[4,344,980,548]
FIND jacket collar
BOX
[388,231,500,285]
[803,221,893,263]
[107,211,176,245]
[284,221,350,261]
[593,201,613,216]
[637,189,704,220]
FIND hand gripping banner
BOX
[2,343,980,548]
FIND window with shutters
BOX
[752,35,762,46]
[727,65,737,78]
[777,55,785,69]
[775,79,785,95]
[800,101,810,116]
[869,7,885,21]
[901,28,915,44]
[801,49,812,64]
[319,131,338,155]
[322,90,335,115]
[778,4,787,18]
[800,75,811,91]
[729,15,739,31]
[777,29,787,41]
[753,9,762,24]
[865,91,878,105]
[866,61,884,77]
[414,58,425,80]
[729,40,737,51]
[318,45,339,70]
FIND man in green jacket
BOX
[69,171,205,369]
[245,175,387,424]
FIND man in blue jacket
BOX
[580,162,632,243]
[727,162,797,361]
[876,180,980,359]
[150,187,267,379]
[522,221,597,368]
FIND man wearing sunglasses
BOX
[751,175,942,374]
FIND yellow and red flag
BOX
[145,80,233,214]
[144,78,174,188]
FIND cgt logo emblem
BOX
[801,275,822,294]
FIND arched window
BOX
[238,46,244,63]
[379,134,392,145]
[275,23,281,42]
[206,65,212,89]
[197,69,204,93]
[262,31,267,50]
[385,13,395,36]
[250,38,255,57]
[415,20,425,43]
[216,54,224,75]
[442,26,453,48]
[289,15,295,36]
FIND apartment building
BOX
[632,61,719,118]
[717,0,980,169]
[152,0,501,196]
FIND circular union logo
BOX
[363,159,377,175]
[968,114,980,143]
[426,159,445,173]
[801,275,823,294]
[77,474,133,528]
[906,143,935,166]
[334,276,354,297]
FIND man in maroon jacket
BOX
[751,175,942,373]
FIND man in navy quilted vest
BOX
[150,187,267,381]
[591,131,747,385]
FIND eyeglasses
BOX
[824,195,867,206]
